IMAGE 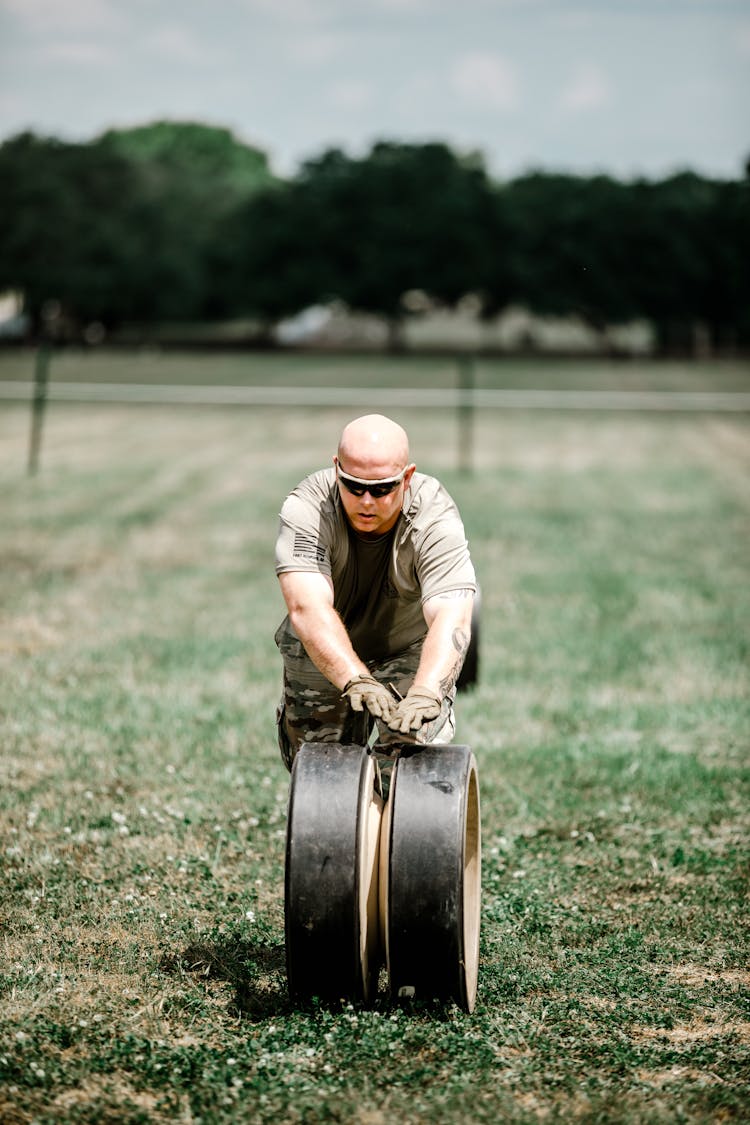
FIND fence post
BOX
[28,341,50,476]
[457,354,475,475]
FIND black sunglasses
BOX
[337,465,407,499]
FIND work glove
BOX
[342,674,397,722]
[388,686,443,734]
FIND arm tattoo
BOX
[452,628,470,657]
[440,628,470,695]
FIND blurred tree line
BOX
[0,121,747,353]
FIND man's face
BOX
[335,457,415,537]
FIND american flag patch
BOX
[292,532,326,563]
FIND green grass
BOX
[1,364,749,1123]
[2,345,750,391]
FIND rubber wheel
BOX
[384,744,481,1012]
[285,742,382,1003]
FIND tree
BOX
[220,142,505,343]
[0,132,148,334]
[100,121,277,322]
[699,177,750,350]
[216,180,325,332]
[100,121,275,208]
[502,172,639,335]
[311,143,501,341]
[0,123,278,335]
[621,173,721,353]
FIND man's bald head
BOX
[337,415,411,478]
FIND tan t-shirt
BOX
[275,468,476,662]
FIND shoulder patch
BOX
[292,531,327,564]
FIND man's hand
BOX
[388,685,443,733]
[342,674,397,722]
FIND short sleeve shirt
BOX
[275,468,476,662]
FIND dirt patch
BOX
[637,1065,726,1089]
[51,1077,186,1122]
[513,1091,551,1120]
[663,964,750,990]
[632,1017,750,1045]
[0,613,63,655]
[356,1111,389,1125]
[0,1097,33,1125]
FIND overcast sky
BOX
[1,0,748,181]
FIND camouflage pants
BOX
[274,620,456,772]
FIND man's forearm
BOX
[288,603,368,690]
[414,600,472,697]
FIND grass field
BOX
[1,353,749,1123]
[2,345,750,392]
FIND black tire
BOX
[285,742,382,1004]
[384,744,481,1012]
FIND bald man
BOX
[274,414,476,775]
